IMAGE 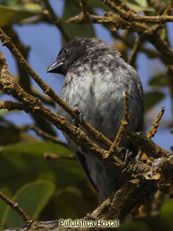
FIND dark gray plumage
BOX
[48,37,144,204]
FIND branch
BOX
[147,106,165,139]
[127,132,170,158]
[0,27,112,149]
[101,0,173,23]
[88,180,156,220]
[4,220,59,231]
[0,191,32,225]
[44,153,76,161]
[80,0,90,20]
[28,125,60,142]
[0,101,26,111]
[88,152,173,220]
[42,0,70,42]
[107,91,130,157]
[2,27,56,136]
[1,72,172,231]
[3,146,173,230]
[1,4,173,227]
[166,65,173,115]
[128,35,143,65]
[115,31,161,59]
[0,49,122,169]
[145,33,173,65]
[114,0,135,13]
[66,4,173,66]
[66,13,147,33]
[31,87,55,107]
[27,124,70,149]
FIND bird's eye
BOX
[58,47,69,56]
[63,47,68,54]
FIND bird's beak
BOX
[47,60,64,73]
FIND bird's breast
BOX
[59,69,128,141]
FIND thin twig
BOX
[28,124,70,149]
[80,0,89,19]
[127,132,169,158]
[115,32,160,59]
[42,0,70,42]
[107,91,130,157]
[115,0,135,13]
[0,191,32,225]
[67,11,173,66]
[101,0,173,23]
[31,87,55,107]
[135,106,165,160]
[166,65,173,116]
[66,13,147,33]
[147,106,165,139]
[0,101,26,111]
[2,27,57,136]
[128,35,143,65]
[44,152,76,160]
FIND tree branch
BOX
[101,0,173,23]
[0,49,122,169]
[0,27,112,149]
[0,191,32,225]
[107,91,130,157]
[42,0,70,42]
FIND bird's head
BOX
[47,37,105,75]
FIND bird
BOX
[47,37,144,204]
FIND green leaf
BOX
[0,109,8,116]
[133,0,148,7]
[126,2,155,12]
[0,4,43,27]
[88,0,110,10]
[144,91,165,111]
[21,3,42,12]
[0,0,18,7]
[0,141,84,192]
[160,199,173,230]
[0,141,96,220]
[54,183,97,219]
[88,0,153,12]
[62,0,95,43]
[149,73,168,88]
[1,180,55,229]
[160,27,167,41]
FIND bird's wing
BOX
[75,151,98,192]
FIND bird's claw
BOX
[118,147,133,169]
[72,105,83,126]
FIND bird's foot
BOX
[72,105,83,127]
[118,147,134,169]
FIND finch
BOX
[48,37,144,203]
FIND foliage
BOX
[0,0,172,230]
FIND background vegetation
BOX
[0,0,173,230]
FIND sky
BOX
[0,0,172,151]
